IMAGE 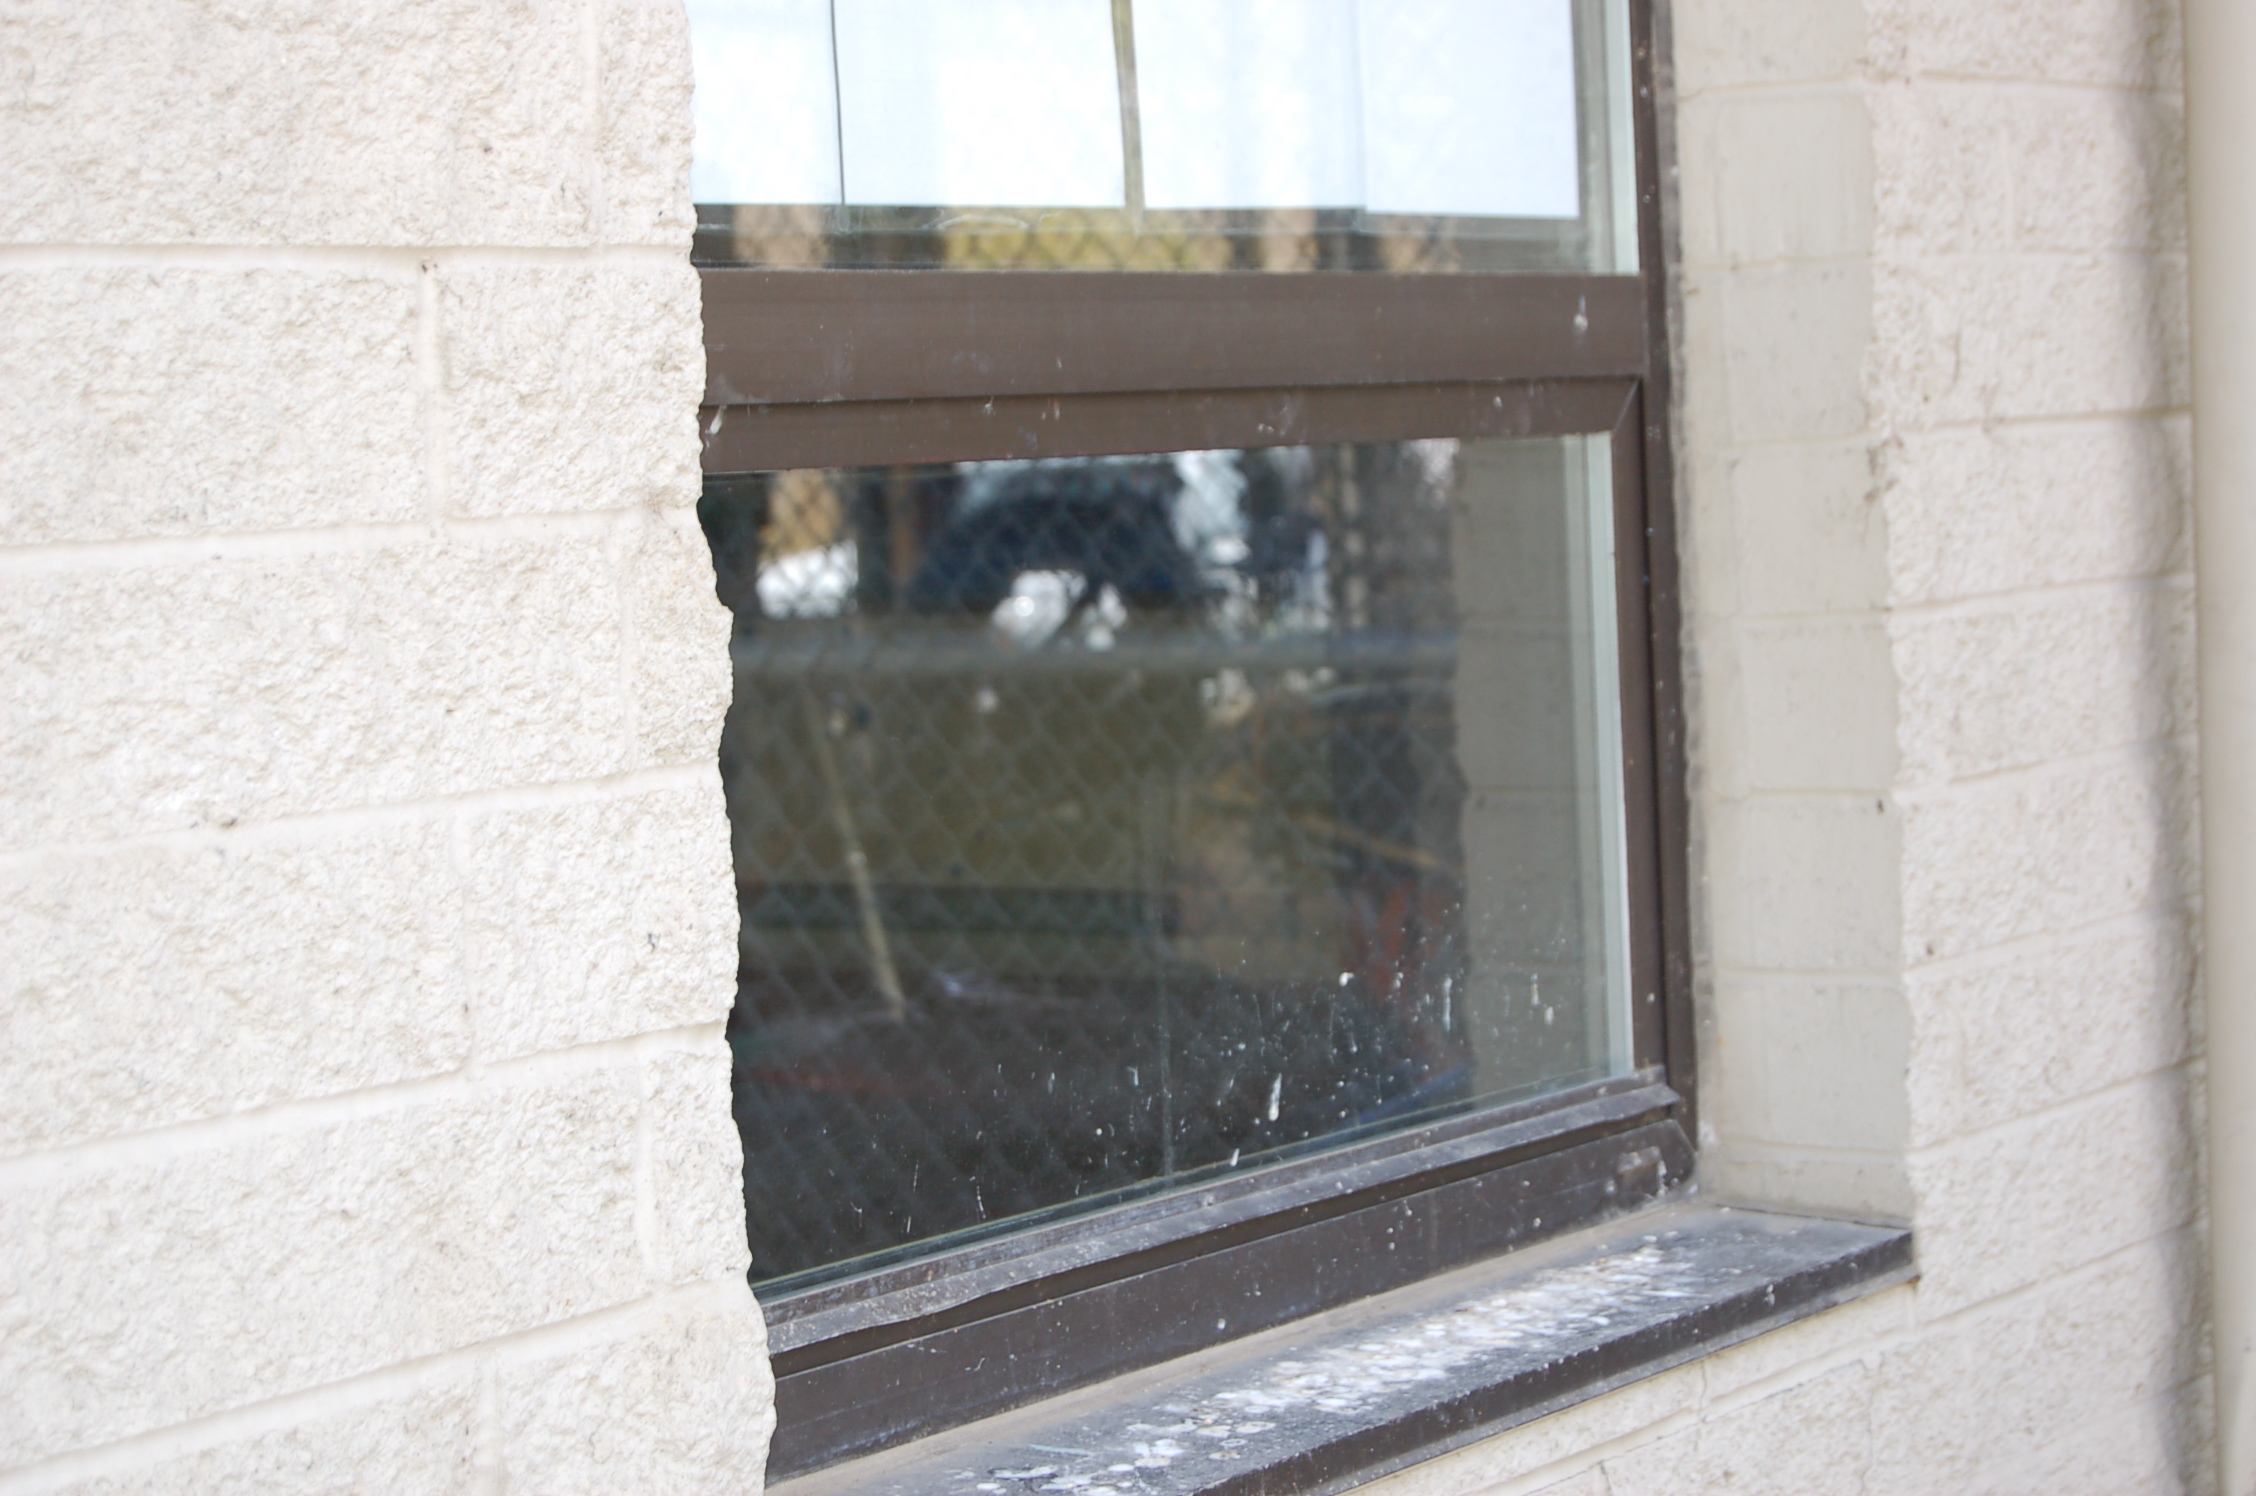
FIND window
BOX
[688,1,1687,1478]
[687,0,1636,272]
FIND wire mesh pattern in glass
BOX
[685,0,1638,272]
[701,437,1632,1287]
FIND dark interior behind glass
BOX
[701,436,1629,1288]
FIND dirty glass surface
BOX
[684,0,1640,273]
[702,436,1633,1288]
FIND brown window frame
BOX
[695,2,1687,1475]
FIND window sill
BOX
[769,1202,1912,1496]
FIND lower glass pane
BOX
[700,435,1632,1289]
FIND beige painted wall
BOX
[0,0,2211,1490]
[0,2,771,1490]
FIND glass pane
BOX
[702,436,1632,1289]
[1357,0,1581,218]
[833,0,1126,208]
[686,0,842,206]
[686,0,1639,272]
[1132,0,1366,211]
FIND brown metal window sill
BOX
[760,1077,1693,1473]
[769,1202,1913,1496]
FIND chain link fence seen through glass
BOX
[702,437,1628,1287]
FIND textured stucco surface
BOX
[0,0,769,1490]
[1363,0,2212,1490]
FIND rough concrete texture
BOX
[4,1067,650,1462]
[0,1,695,248]
[1379,0,2210,1489]
[0,268,428,545]
[0,0,766,1489]
[440,261,704,518]
[42,1378,486,1496]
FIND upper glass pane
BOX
[686,0,1640,272]
[703,434,1635,1289]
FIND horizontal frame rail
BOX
[700,271,1648,409]
[700,376,1637,474]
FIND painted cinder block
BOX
[459,782,737,1064]
[1350,1363,1704,1496]
[619,505,737,772]
[1601,1359,1881,1496]
[495,1288,775,1496]
[1882,416,2189,606]
[2011,89,2187,252]
[1904,908,2196,1145]
[595,0,700,249]
[1708,794,1902,972]
[39,1378,481,1496]
[1905,1070,2199,1315]
[1516,1473,1612,1496]
[1697,1143,1916,1223]
[1726,616,1901,792]
[1706,980,1911,1153]
[0,0,2210,1487]
[0,267,427,545]
[0,823,475,1157]
[0,777,738,1157]
[1869,252,2189,429]
[0,1067,647,1466]
[1693,1283,1914,1403]
[1871,84,2182,257]
[0,0,760,1487]
[1691,441,1889,620]
[1897,741,2195,961]
[2019,1379,2218,1496]
[0,534,640,846]
[1864,1228,2207,1488]
[1892,578,2196,783]
[1678,90,1876,269]
[0,0,605,247]
[1671,0,1868,92]
[439,260,705,520]
[1682,262,1875,448]
[1870,85,2025,254]
[643,1042,753,1286]
[1868,0,2183,90]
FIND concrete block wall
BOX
[0,2,772,1491]
[1358,0,2210,1490]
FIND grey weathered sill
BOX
[771,1202,1913,1496]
